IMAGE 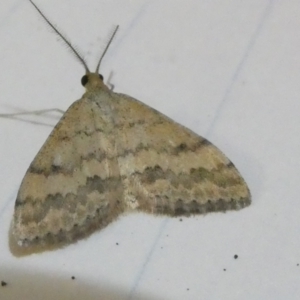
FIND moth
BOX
[9,0,251,256]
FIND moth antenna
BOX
[29,0,89,72]
[95,25,119,73]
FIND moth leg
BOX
[0,108,64,118]
[106,71,115,91]
[0,108,64,127]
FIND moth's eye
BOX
[99,74,104,81]
[81,75,88,86]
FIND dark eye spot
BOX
[81,75,88,86]
[99,74,104,80]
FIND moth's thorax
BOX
[84,73,109,92]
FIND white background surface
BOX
[0,0,300,299]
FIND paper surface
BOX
[1,0,300,299]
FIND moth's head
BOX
[81,72,109,91]
[28,0,119,93]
